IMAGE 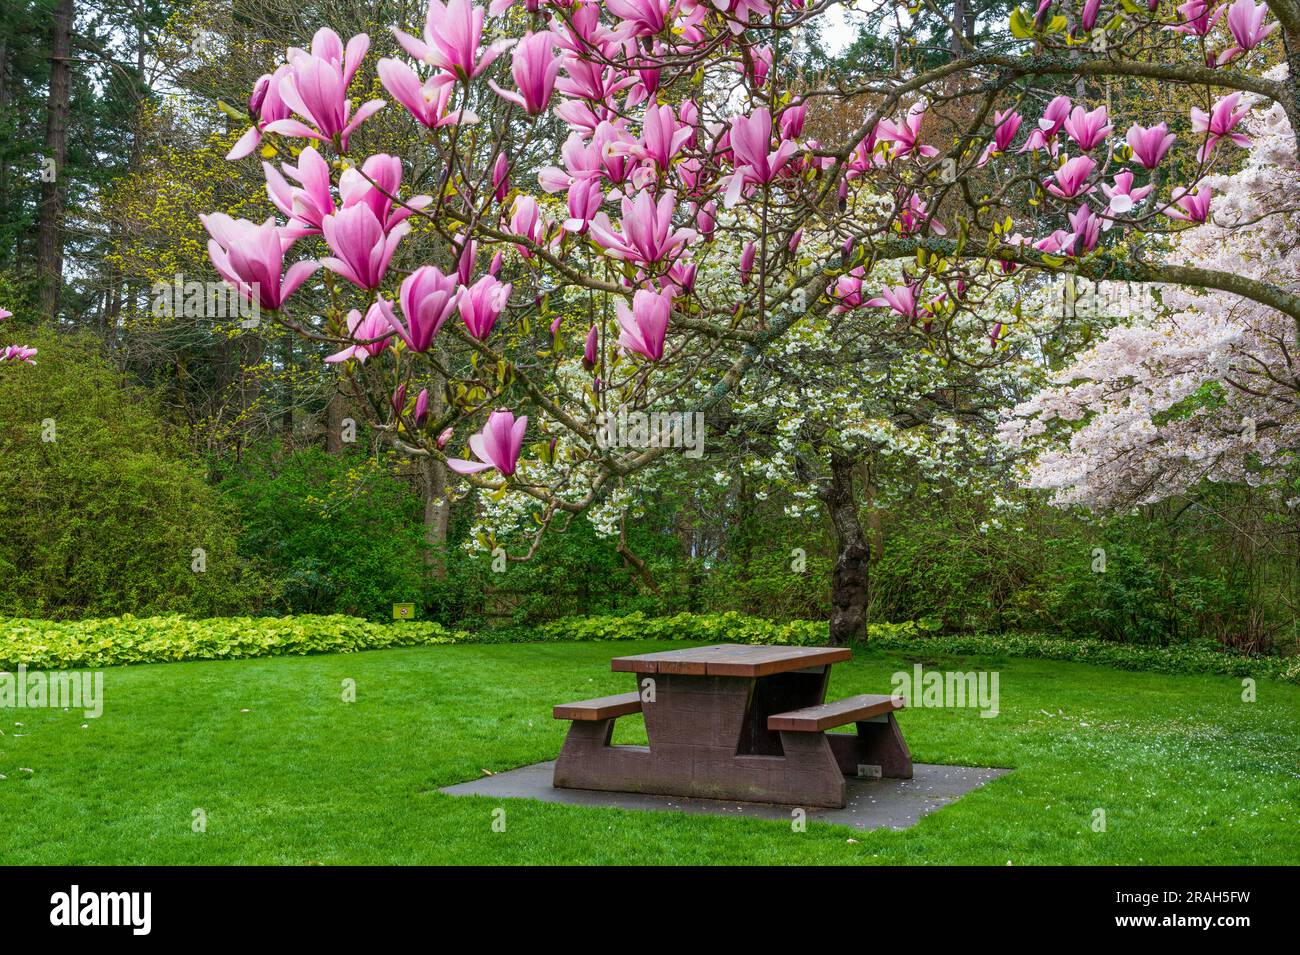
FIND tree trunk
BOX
[324,386,345,454]
[949,0,967,58]
[822,453,870,646]
[280,335,294,441]
[37,0,73,320]
[421,456,450,578]
[420,363,450,577]
[0,37,11,269]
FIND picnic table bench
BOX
[551,644,911,808]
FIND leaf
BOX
[1009,8,1034,38]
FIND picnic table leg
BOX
[553,717,653,790]
[824,712,913,779]
[774,731,849,808]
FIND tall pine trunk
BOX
[36,0,73,319]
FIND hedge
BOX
[0,615,464,670]
[2,611,1295,683]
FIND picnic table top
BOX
[610,643,851,678]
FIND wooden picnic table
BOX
[551,644,912,808]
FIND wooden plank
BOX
[611,644,851,678]
[767,693,904,732]
[553,691,643,721]
[707,647,850,677]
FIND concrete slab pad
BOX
[441,760,1010,831]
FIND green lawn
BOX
[1,640,1296,864]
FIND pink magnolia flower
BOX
[588,190,696,266]
[320,204,411,290]
[1192,92,1251,161]
[615,287,673,361]
[489,31,560,115]
[538,133,597,195]
[446,409,527,476]
[493,153,511,203]
[509,195,545,254]
[0,345,37,364]
[1170,0,1224,35]
[746,44,773,86]
[978,109,1023,165]
[695,201,717,241]
[201,213,319,311]
[1038,95,1073,136]
[1017,127,1057,155]
[1062,105,1112,151]
[325,299,396,363]
[1100,170,1153,222]
[1033,229,1070,253]
[876,103,939,160]
[626,103,692,171]
[740,241,756,285]
[897,193,945,236]
[378,58,478,128]
[0,308,11,321]
[227,64,293,160]
[388,266,461,351]
[606,0,672,38]
[779,103,807,140]
[830,267,865,314]
[1066,203,1101,255]
[1164,185,1213,222]
[1080,0,1101,30]
[1018,96,1071,154]
[665,261,697,294]
[413,388,431,427]
[583,324,599,369]
[1224,0,1277,54]
[562,177,604,234]
[395,0,515,81]
[1125,122,1176,169]
[455,237,478,285]
[338,154,431,232]
[865,284,921,319]
[1045,155,1097,199]
[459,274,512,339]
[263,146,335,239]
[265,29,385,149]
[435,426,454,450]
[721,107,799,207]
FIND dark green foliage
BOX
[0,329,261,617]
[218,445,429,620]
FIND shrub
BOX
[0,614,464,670]
[0,330,265,618]
[218,445,429,620]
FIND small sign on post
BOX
[392,603,415,621]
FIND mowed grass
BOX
[0,640,1297,865]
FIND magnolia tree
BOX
[1003,83,1300,511]
[202,0,1300,642]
